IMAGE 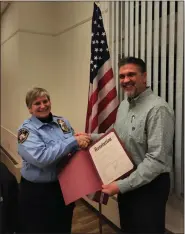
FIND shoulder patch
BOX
[57,119,70,133]
[18,128,29,144]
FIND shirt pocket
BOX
[62,131,73,139]
[42,136,56,145]
[129,119,146,143]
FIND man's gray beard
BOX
[125,91,136,99]
[120,91,134,100]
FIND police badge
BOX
[18,128,29,143]
[57,119,70,133]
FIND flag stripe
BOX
[91,97,119,132]
[98,87,117,114]
[90,87,118,129]
[89,58,112,96]
[88,71,117,121]
[98,69,114,91]
[99,107,119,133]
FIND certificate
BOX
[89,130,134,184]
[58,129,135,205]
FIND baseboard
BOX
[81,198,176,234]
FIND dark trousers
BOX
[117,173,170,234]
[18,177,75,234]
[0,162,19,234]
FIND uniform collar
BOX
[30,115,45,129]
[30,114,59,129]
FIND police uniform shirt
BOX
[18,115,78,183]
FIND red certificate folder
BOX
[58,129,135,205]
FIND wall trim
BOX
[0,125,22,165]
[1,29,19,46]
[0,145,18,165]
[0,125,16,137]
[0,146,22,183]
[0,2,11,17]
[1,8,108,45]
[1,29,55,45]
[55,8,108,37]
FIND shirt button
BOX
[132,127,135,131]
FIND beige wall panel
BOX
[57,2,93,33]
[1,33,20,133]
[18,33,59,125]
[1,3,19,43]
[17,2,58,34]
[57,2,108,34]
[57,21,91,132]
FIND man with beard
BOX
[92,57,174,234]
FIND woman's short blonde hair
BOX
[26,87,50,108]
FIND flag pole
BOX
[98,201,103,234]
[98,191,104,234]
[93,2,103,233]
[86,2,119,233]
[96,3,103,232]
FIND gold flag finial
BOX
[95,1,100,7]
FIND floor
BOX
[72,200,117,234]
[72,198,184,234]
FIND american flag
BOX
[85,2,119,134]
[85,3,119,205]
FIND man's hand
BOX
[75,135,91,149]
[102,182,120,196]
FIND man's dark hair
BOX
[118,56,146,73]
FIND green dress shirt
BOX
[92,87,174,194]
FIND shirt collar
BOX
[30,115,58,129]
[30,115,44,129]
[128,87,152,105]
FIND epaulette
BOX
[53,115,63,119]
[18,119,30,131]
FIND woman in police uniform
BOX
[17,87,90,233]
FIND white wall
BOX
[1,3,19,44]
[1,3,20,165]
[17,2,58,34]
[56,1,109,131]
[56,2,92,131]
[1,2,59,134]
[1,1,110,135]
[0,1,121,228]
[19,33,59,121]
